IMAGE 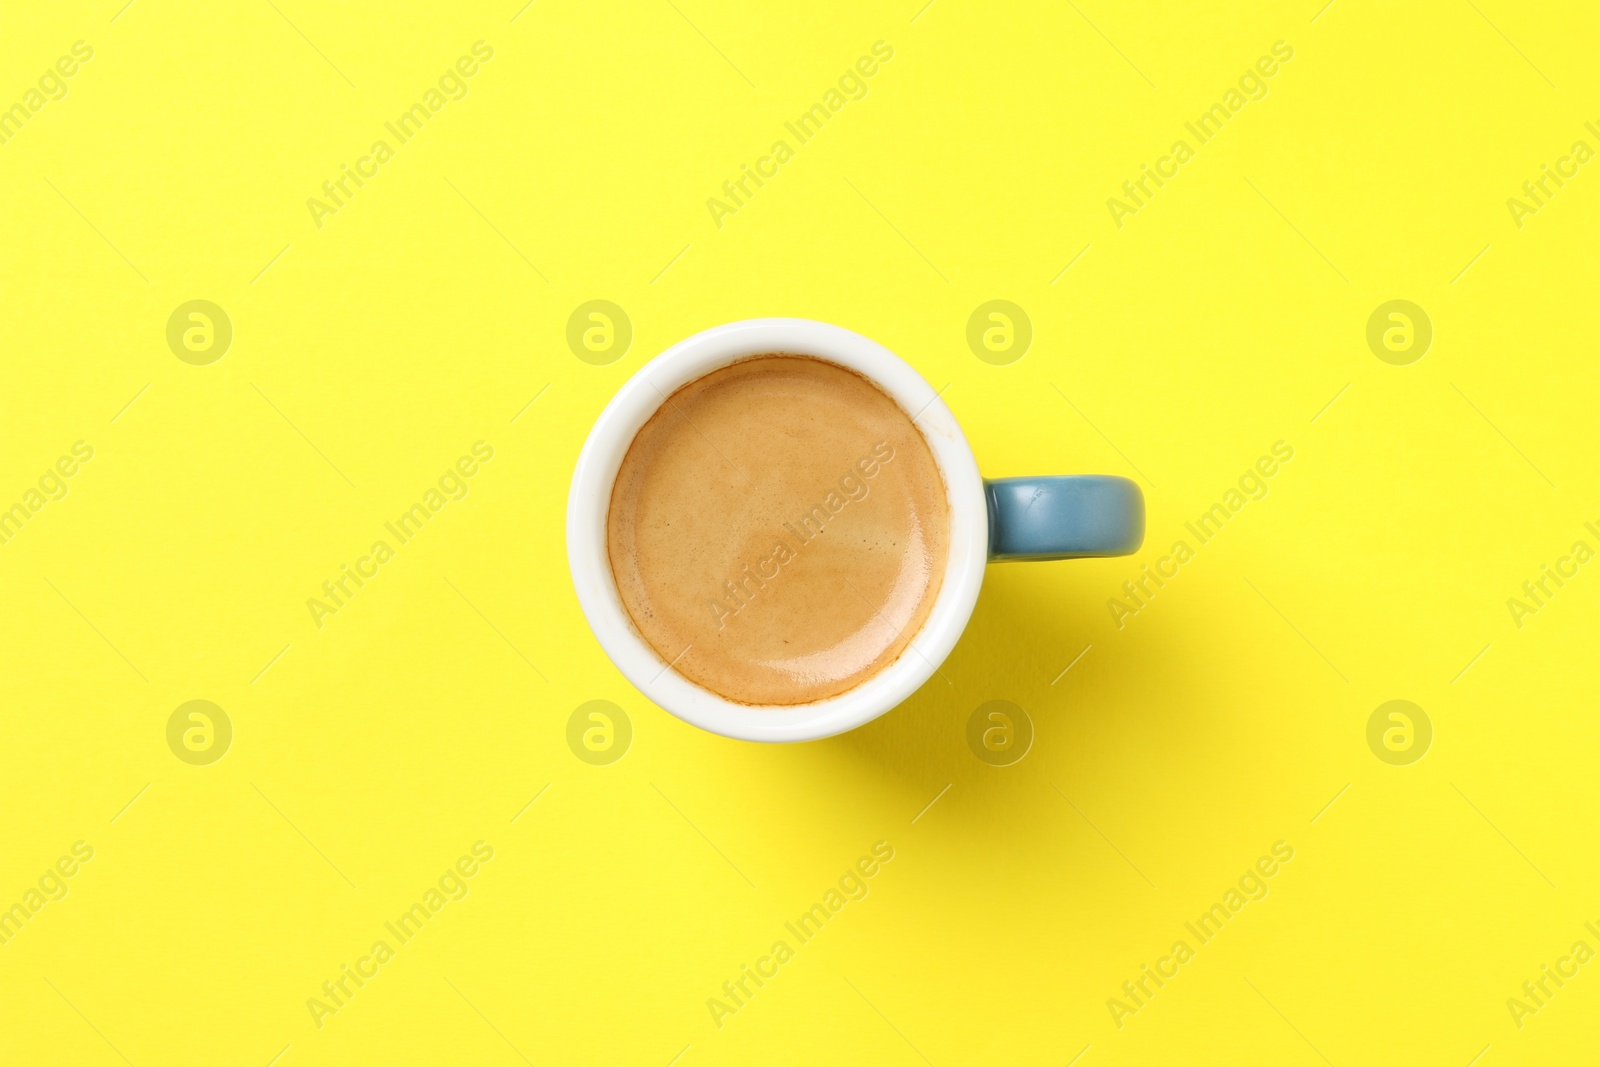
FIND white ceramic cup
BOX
[567,318,1141,742]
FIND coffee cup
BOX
[567,319,1144,741]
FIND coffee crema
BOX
[606,355,950,705]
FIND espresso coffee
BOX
[607,355,950,705]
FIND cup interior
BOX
[567,319,988,742]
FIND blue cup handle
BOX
[985,475,1145,562]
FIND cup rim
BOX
[566,318,987,742]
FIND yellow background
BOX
[3,0,1598,1063]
